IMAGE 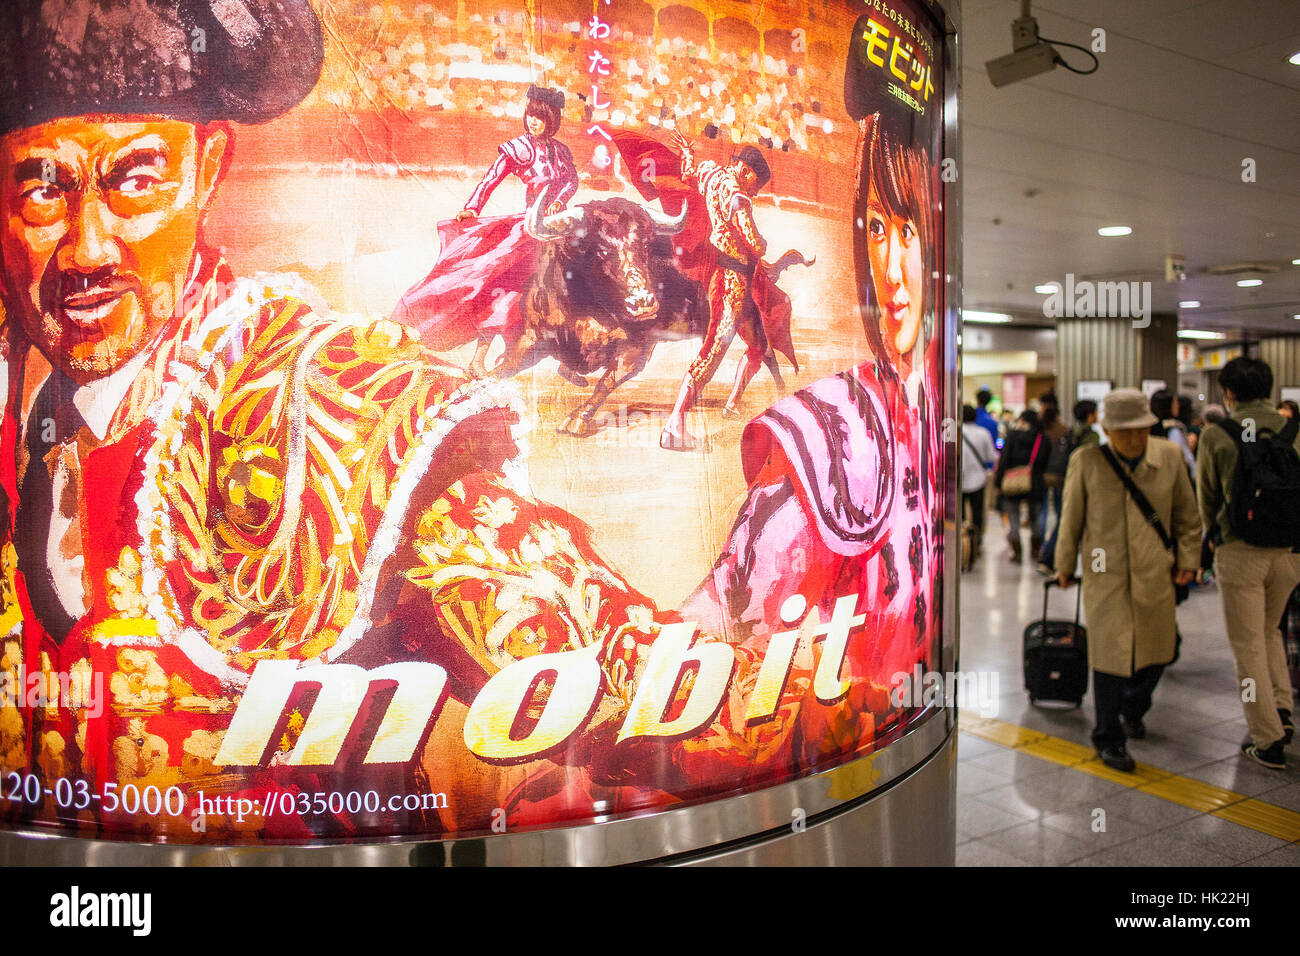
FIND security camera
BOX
[985,41,1058,88]
[985,6,1073,88]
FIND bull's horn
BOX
[543,205,586,235]
[526,192,585,240]
[646,201,688,235]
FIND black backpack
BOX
[1216,417,1300,548]
[1044,430,1071,476]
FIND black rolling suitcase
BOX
[1024,579,1088,706]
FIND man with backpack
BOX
[1197,357,1300,770]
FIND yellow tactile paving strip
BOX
[960,712,1300,843]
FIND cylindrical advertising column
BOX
[0,0,959,865]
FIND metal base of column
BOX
[674,727,956,866]
[0,715,955,866]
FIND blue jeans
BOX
[1037,485,1063,567]
[1000,495,1043,558]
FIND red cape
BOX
[392,214,539,349]
[611,129,799,372]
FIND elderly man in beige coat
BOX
[1054,389,1201,771]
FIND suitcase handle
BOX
[1043,577,1082,627]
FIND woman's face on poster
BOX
[526,113,546,136]
[865,180,924,366]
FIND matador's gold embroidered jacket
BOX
[679,154,768,264]
[0,256,692,841]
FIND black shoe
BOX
[1241,740,1286,770]
[1120,716,1146,740]
[1097,745,1136,773]
[1279,710,1294,747]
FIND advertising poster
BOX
[1002,373,1026,409]
[0,0,949,843]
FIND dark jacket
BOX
[1040,418,1070,489]
[994,424,1048,498]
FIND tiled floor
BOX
[955,516,1300,866]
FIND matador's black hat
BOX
[0,0,324,138]
[526,85,565,111]
[843,11,938,144]
[733,145,772,189]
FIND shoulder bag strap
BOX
[1100,444,1175,552]
[962,432,989,467]
[1216,418,1244,444]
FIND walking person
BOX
[1070,399,1101,450]
[1035,400,1100,574]
[1035,404,1069,574]
[1197,357,1300,769]
[962,404,997,561]
[975,387,1000,448]
[994,409,1047,563]
[1149,388,1195,474]
[1178,394,1201,456]
[1054,389,1201,771]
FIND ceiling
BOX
[960,0,1300,338]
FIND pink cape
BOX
[392,213,540,349]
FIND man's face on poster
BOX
[734,160,761,196]
[0,117,228,385]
